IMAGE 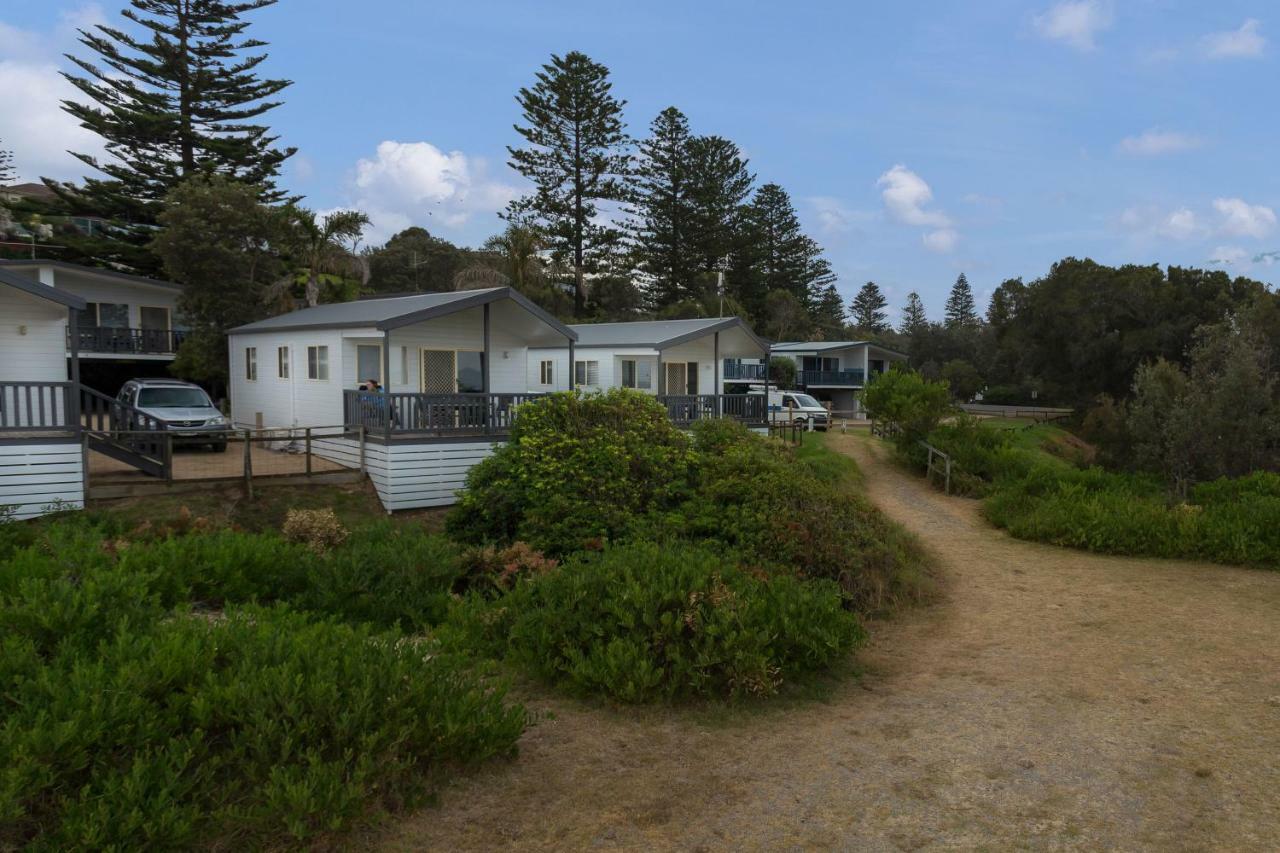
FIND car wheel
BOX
[211,441,228,453]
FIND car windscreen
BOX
[136,387,212,408]
[793,394,821,408]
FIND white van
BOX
[751,388,829,430]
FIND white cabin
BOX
[770,340,909,417]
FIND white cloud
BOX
[922,229,959,253]
[1208,245,1250,266]
[877,165,950,228]
[877,164,958,252]
[1118,129,1202,156]
[345,140,519,243]
[1119,205,1203,241]
[1202,19,1266,59]
[0,6,109,183]
[806,196,873,236]
[1213,197,1276,239]
[1034,1,1112,52]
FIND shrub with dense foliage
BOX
[449,541,864,702]
[0,519,525,848]
[448,390,695,554]
[860,367,954,447]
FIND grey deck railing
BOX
[798,368,866,387]
[0,381,77,432]
[723,361,767,381]
[343,390,769,439]
[69,326,187,355]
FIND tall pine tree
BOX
[0,140,14,184]
[508,51,630,316]
[53,0,294,221]
[729,182,832,318]
[944,272,979,328]
[849,281,889,333]
[628,107,698,310]
[900,290,928,335]
[686,135,754,275]
[811,282,847,337]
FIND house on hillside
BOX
[0,260,186,393]
[0,268,87,518]
[227,287,577,510]
[770,340,909,417]
[533,316,769,393]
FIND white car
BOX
[766,390,830,431]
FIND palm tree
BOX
[275,208,371,307]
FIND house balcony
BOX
[797,368,866,387]
[343,391,768,440]
[723,361,767,381]
[70,326,187,357]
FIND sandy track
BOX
[381,433,1280,851]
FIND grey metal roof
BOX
[0,259,183,291]
[569,316,767,350]
[229,287,576,340]
[0,268,87,310]
[772,339,911,359]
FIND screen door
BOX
[421,350,457,393]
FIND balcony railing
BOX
[723,361,767,381]
[70,326,187,355]
[0,381,76,432]
[343,391,769,439]
[798,368,866,387]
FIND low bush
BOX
[282,507,350,553]
[905,416,1040,496]
[984,464,1280,568]
[448,390,695,554]
[458,541,864,702]
[458,542,559,596]
[1,606,526,849]
[672,424,929,612]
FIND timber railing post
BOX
[305,427,312,476]
[163,432,174,483]
[358,426,367,474]
[242,429,254,500]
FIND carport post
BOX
[713,331,720,416]
[568,339,576,390]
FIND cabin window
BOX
[539,360,554,385]
[307,345,329,380]
[277,346,289,379]
[245,347,257,381]
[356,344,383,385]
[621,359,652,390]
[399,347,409,384]
[139,306,170,331]
[575,360,600,386]
[97,303,129,328]
[456,351,485,393]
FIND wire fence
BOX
[87,426,364,496]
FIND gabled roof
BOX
[569,316,768,351]
[229,287,576,340]
[0,268,87,310]
[772,339,910,359]
[0,259,183,292]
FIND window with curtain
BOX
[621,359,652,389]
[245,347,257,381]
[277,346,289,378]
[307,345,329,380]
[575,360,599,386]
[356,345,382,384]
[539,360,554,385]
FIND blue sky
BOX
[2,1,1276,318]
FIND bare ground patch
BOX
[378,432,1280,851]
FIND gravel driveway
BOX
[380,432,1280,851]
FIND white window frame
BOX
[307,345,329,381]
[355,343,384,385]
[621,358,652,390]
[539,359,554,386]
[575,360,600,386]
[277,346,289,379]
[245,347,257,381]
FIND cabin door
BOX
[421,350,457,393]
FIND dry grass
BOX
[377,432,1280,851]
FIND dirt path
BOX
[382,433,1280,851]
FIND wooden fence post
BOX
[242,429,254,500]
[163,432,174,483]
[304,427,312,476]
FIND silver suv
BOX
[117,379,232,451]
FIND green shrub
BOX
[908,416,1041,496]
[470,541,863,702]
[458,542,559,597]
[448,390,695,554]
[298,523,464,630]
[0,606,526,849]
[1192,471,1280,504]
[861,367,954,447]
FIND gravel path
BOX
[382,433,1280,851]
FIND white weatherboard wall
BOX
[0,288,69,383]
[0,441,85,519]
[229,328,347,428]
[312,436,500,511]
